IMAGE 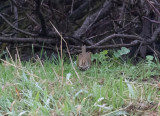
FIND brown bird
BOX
[77,45,91,70]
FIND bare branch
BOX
[0,36,56,44]
[92,34,143,46]
[71,41,139,50]
[0,14,38,36]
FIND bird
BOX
[77,45,91,70]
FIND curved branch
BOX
[71,40,140,50]
[89,42,139,49]
[92,34,144,46]
[72,26,160,51]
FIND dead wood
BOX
[0,0,160,60]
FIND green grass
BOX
[0,54,160,116]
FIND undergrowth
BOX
[0,49,160,116]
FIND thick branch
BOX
[73,0,112,38]
[89,42,139,49]
[0,37,56,44]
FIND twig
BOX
[60,31,64,85]
[37,55,48,77]
[86,30,110,40]
[50,21,82,84]
[134,42,143,58]
[71,0,75,14]
[147,45,159,59]
[16,47,22,68]
[26,13,39,26]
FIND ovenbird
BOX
[77,45,91,70]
